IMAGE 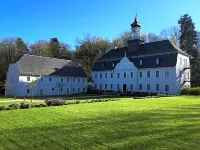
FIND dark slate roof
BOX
[15,54,87,77]
[131,16,141,28]
[93,40,189,71]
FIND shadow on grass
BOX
[1,104,200,150]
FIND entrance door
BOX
[123,84,127,93]
[40,89,43,96]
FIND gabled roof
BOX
[15,54,87,77]
[93,40,189,71]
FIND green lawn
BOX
[0,96,200,150]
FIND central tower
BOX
[128,15,143,51]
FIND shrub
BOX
[35,104,47,108]
[8,103,20,110]
[180,87,200,95]
[45,99,65,106]
[180,88,191,95]
[20,103,34,109]
[0,106,7,111]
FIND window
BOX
[188,72,190,79]
[73,88,75,92]
[100,73,102,78]
[100,84,102,90]
[180,57,182,65]
[139,84,142,90]
[95,74,97,78]
[130,84,133,90]
[12,76,14,82]
[105,73,107,78]
[124,72,126,78]
[67,88,69,94]
[61,78,64,82]
[52,88,54,91]
[147,84,150,91]
[102,63,104,68]
[41,77,43,81]
[139,72,142,78]
[27,89,30,94]
[156,71,159,77]
[117,84,120,91]
[105,84,107,90]
[131,72,133,78]
[165,71,169,78]
[78,88,80,93]
[110,84,113,89]
[83,88,85,92]
[60,88,63,92]
[78,79,80,82]
[156,84,159,91]
[73,78,75,82]
[117,73,120,78]
[147,71,150,78]
[140,60,143,65]
[27,77,30,81]
[111,73,113,78]
[156,58,160,65]
[67,78,69,82]
[49,78,52,82]
[165,85,169,92]
[112,62,115,67]
[83,79,85,82]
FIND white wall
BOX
[138,67,176,94]
[6,64,19,96]
[18,75,88,97]
[92,56,180,95]
[176,53,191,93]
[92,57,138,92]
[7,63,88,97]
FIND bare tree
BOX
[27,80,38,102]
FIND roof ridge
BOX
[23,54,72,61]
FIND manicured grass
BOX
[0,97,15,101]
[0,96,200,149]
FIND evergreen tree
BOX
[178,14,200,87]
[48,38,60,58]
[16,37,29,54]
[178,14,199,59]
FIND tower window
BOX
[111,73,113,78]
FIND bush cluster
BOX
[180,87,200,95]
[0,98,119,112]
[0,102,42,111]
[45,99,66,106]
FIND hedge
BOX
[180,87,200,95]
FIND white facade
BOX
[92,53,190,95]
[6,64,88,97]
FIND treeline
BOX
[0,14,200,88]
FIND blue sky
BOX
[0,0,199,48]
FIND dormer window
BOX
[156,58,160,65]
[112,62,115,67]
[140,60,143,65]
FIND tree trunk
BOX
[5,90,6,99]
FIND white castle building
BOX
[92,16,191,95]
[6,54,88,97]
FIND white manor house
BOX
[92,16,191,95]
[7,54,88,97]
